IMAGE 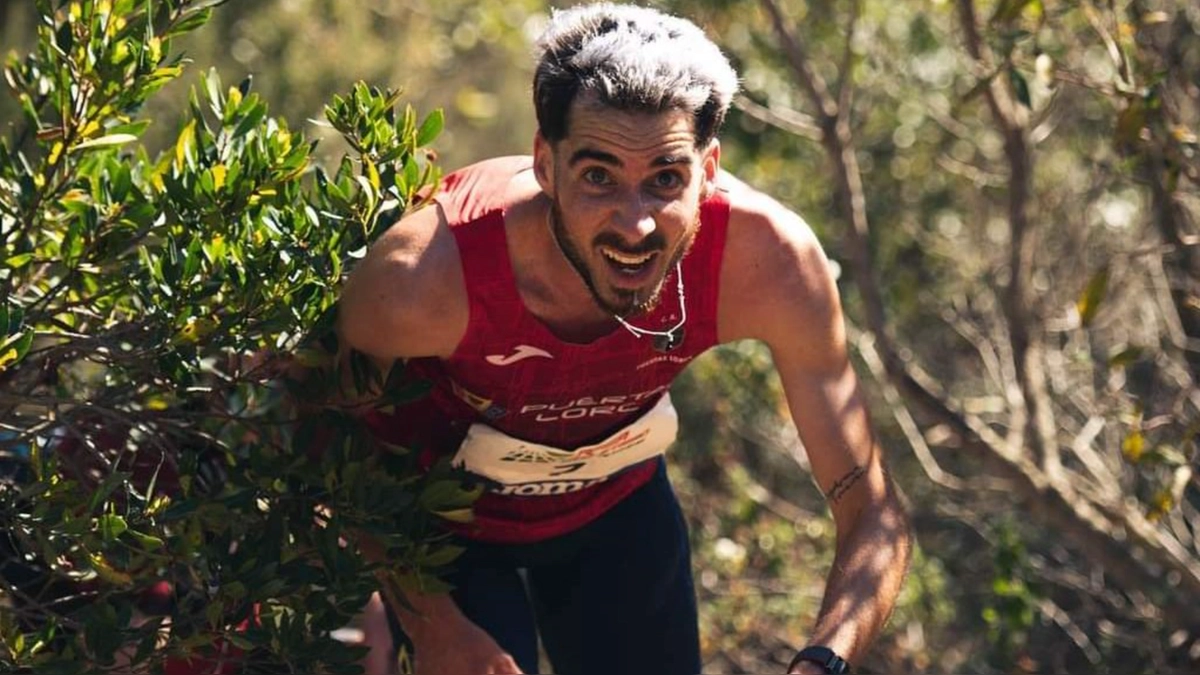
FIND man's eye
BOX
[583,167,613,185]
[652,171,683,189]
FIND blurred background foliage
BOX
[4,0,1200,673]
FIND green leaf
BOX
[418,479,483,511]
[176,119,196,169]
[126,530,164,551]
[164,7,213,38]
[3,252,34,269]
[419,543,465,566]
[88,471,129,515]
[232,100,267,138]
[205,67,224,115]
[1108,345,1143,368]
[105,119,152,137]
[0,331,33,371]
[415,109,444,147]
[1008,68,1031,109]
[1077,267,1109,326]
[97,514,128,541]
[71,134,138,151]
[433,508,474,524]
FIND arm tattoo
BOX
[827,465,867,504]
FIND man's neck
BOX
[500,186,617,344]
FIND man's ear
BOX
[533,132,555,196]
[701,139,720,198]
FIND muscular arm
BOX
[338,201,467,362]
[336,205,521,673]
[719,194,912,671]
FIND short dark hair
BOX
[533,3,739,148]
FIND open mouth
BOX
[601,247,658,276]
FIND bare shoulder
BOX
[337,202,468,360]
[717,174,842,359]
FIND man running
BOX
[337,4,912,674]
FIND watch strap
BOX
[787,645,852,674]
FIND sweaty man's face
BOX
[535,98,719,317]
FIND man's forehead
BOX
[555,97,700,165]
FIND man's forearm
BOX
[375,576,468,643]
[358,532,467,642]
[797,492,912,670]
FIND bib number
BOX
[451,394,678,491]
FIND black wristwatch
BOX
[787,645,852,674]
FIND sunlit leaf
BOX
[1108,345,1143,368]
[415,108,444,147]
[97,514,128,541]
[71,133,138,151]
[1122,429,1144,463]
[433,507,474,524]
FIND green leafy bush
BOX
[0,1,472,672]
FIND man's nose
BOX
[614,193,658,241]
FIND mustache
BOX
[593,231,667,256]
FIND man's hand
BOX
[411,613,523,675]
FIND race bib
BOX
[451,394,678,492]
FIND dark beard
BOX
[549,202,682,317]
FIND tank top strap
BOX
[682,187,731,336]
[451,213,526,340]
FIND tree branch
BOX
[755,0,1200,638]
[834,0,861,126]
[855,329,968,491]
[757,0,887,338]
[757,0,837,121]
[733,94,822,142]
[955,0,1060,481]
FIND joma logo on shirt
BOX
[485,345,553,366]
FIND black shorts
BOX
[387,459,701,675]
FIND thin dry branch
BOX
[855,330,967,491]
[1069,416,1123,501]
[757,0,836,120]
[733,94,822,141]
[834,0,861,123]
[1038,597,1104,665]
[934,154,1007,188]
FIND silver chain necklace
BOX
[613,262,687,352]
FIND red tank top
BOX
[366,156,730,543]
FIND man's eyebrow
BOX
[567,149,693,168]
[651,154,690,167]
[569,148,622,167]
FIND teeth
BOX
[602,248,654,266]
